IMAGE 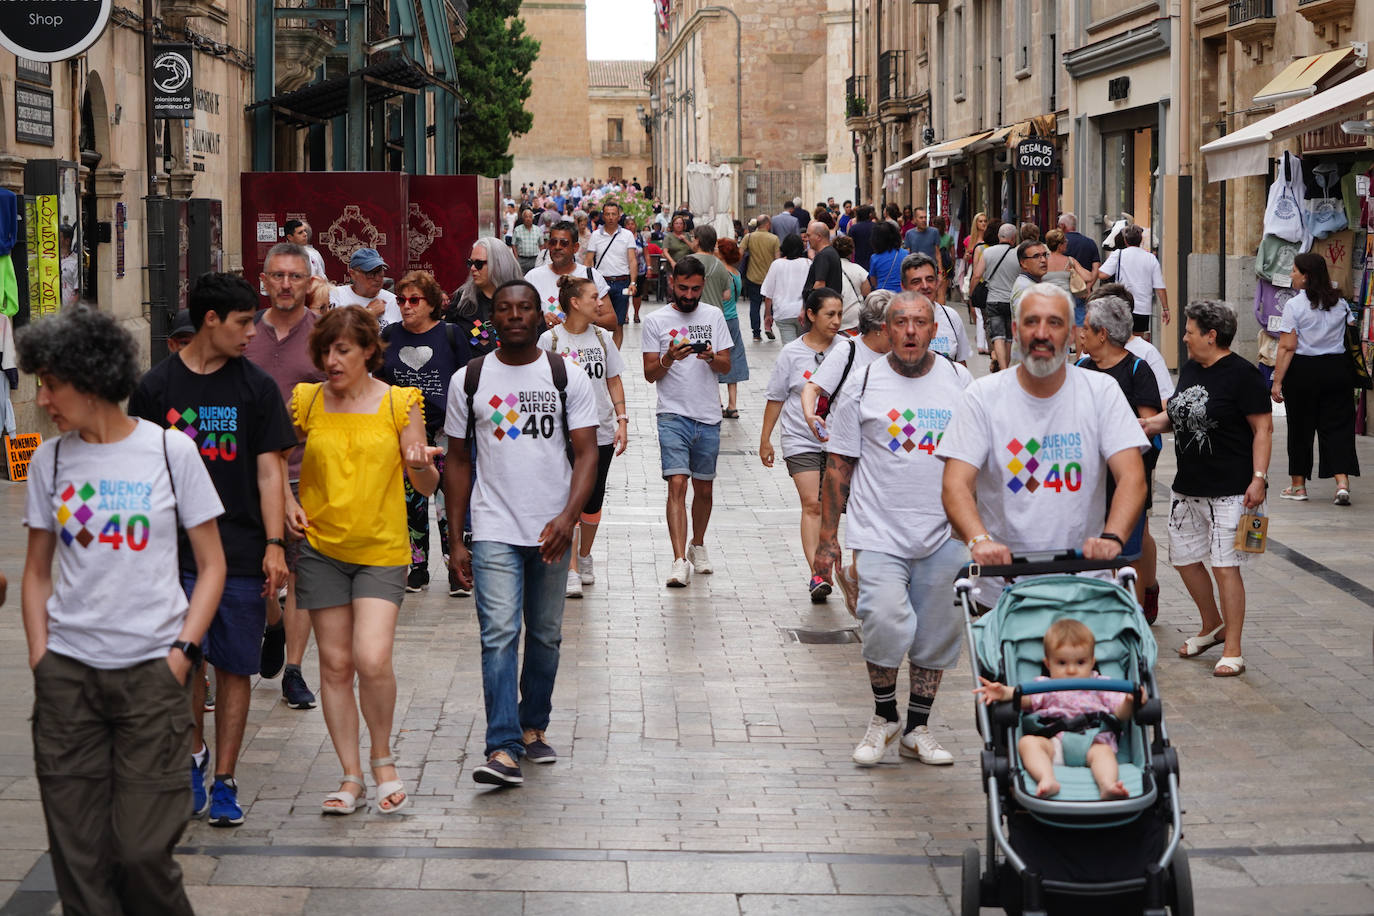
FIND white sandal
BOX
[1178,622,1225,658]
[371,756,409,815]
[321,775,365,815]
[1214,655,1246,677]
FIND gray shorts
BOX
[294,541,407,610]
[984,301,1013,341]
[784,450,825,477]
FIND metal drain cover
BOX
[782,627,861,644]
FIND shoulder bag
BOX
[970,247,1012,311]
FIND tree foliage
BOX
[454,0,539,176]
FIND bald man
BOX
[804,220,844,295]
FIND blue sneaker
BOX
[190,751,209,818]
[208,777,244,827]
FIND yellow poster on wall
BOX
[25,194,60,318]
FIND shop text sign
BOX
[1014,138,1057,172]
[25,194,60,317]
[15,83,53,145]
[151,43,194,119]
[0,0,112,62]
[4,433,41,482]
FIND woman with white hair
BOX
[448,237,523,354]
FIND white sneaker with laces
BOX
[687,544,713,574]
[899,725,954,765]
[579,555,595,585]
[852,715,901,767]
[667,557,692,587]
[564,568,583,599]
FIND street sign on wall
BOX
[0,0,113,62]
[1014,138,1058,172]
[151,44,194,119]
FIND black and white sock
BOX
[905,694,934,734]
[872,685,899,723]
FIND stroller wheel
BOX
[1168,847,1194,916]
[961,846,982,916]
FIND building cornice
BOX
[1063,18,1170,79]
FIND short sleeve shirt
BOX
[761,258,813,321]
[330,284,403,330]
[128,355,296,576]
[444,354,598,546]
[640,303,733,424]
[827,356,973,558]
[932,303,974,363]
[810,336,883,397]
[804,245,844,294]
[24,421,223,668]
[539,324,625,446]
[377,321,470,439]
[1100,248,1165,317]
[524,264,611,321]
[1277,291,1351,356]
[586,226,635,276]
[765,337,840,458]
[1166,353,1271,498]
[1124,336,1175,402]
[243,309,326,479]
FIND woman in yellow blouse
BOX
[286,306,439,816]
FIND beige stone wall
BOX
[588,96,651,187]
[509,0,594,185]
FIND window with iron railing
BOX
[846,75,869,117]
[1228,0,1274,25]
[878,50,905,102]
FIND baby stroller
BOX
[956,552,1189,916]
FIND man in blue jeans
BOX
[641,258,734,586]
[444,280,599,787]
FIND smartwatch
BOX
[169,640,203,667]
[265,537,287,548]
[1098,532,1124,548]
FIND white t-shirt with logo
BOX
[810,336,884,397]
[525,264,611,321]
[329,284,403,330]
[765,337,840,458]
[305,245,328,278]
[444,354,598,547]
[641,302,732,425]
[828,356,973,558]
[1100,247,1165,317]
[932,302,974,362]
[538,324,624,446]
[1124,335,1174,402]
[23,421,224,669]
[586,226,636,277]
[935,365,1150,555]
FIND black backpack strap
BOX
[545,350,574,466]
[160,426,182,530]
[859,361,875,397]
[463,354,487,453]
[831,338,858,401]
[445,321,461,360]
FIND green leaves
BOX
[454,0,539,176]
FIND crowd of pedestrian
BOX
[8,184,1365,914]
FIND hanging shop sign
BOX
[0,0,113,62]
[1014,138,1058,173]
[15,83,54,145]
[16,57,50,85]
[151,44,194,119]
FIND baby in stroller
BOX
[975,618,1146,800]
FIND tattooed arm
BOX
[814,452,856,583]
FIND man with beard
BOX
[523,220,616,329]
[937,284,1148,608]
[641,257,733,587]
[815,291,973,767]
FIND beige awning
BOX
[1253,47,1362,107]
[884,130,993,174]
[1201,67,1374,181]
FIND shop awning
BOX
[884,145,938,175]
[1201,68,1374,182]
[1253,47,1363,107]
[926,131,993,168]
[967,125,1015,155]
[244,57,453,128]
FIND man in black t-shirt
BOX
[804,220,843,295]
[129,273,297,828]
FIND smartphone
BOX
[690,341,709,353]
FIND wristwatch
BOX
[169,640,203,667]
[265,537,286,548]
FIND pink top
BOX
[1027,674,1129,722]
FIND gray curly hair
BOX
[17,305,140,403]
[859,289,894,335]
[1083,296,1134,347]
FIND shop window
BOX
[607,118,623,142]
[1103,132,1132,225]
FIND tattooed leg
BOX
[906,666,943,733]
[868,662,900,722]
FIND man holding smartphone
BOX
[641,257,733,587]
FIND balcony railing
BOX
[602,140,630,156]
[1228,0,1274,25]
[878,50,905,103]
[845,75,869,118]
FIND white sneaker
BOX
[667,557,691,587]
[687,544,713,574]
[579,555,595,585]
[565,568,583,599]
[899,725,954,765]
[852,715,901,767]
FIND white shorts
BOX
[1166,492,1257,568]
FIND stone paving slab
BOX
[2,314,1374,914]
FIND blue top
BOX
[867,249,904,292]
[903,226,941,258]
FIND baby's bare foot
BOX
[1100,780,1129,799]
[1036,777,1060,798]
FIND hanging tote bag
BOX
[1304,165,1348,240]
[1263,151,1307,246]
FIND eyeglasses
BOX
[266,271,308,282]
[399,295,428,305]
[466,259,488,270]
[548,238,574,248]
[1023,251,1049,260]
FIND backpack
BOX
[463,351,574,465]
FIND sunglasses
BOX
[548,238,574,248]
[399,295,428,305]
[466,259,488,270]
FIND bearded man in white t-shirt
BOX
[937,283,1149,606]
[816,291,974,768]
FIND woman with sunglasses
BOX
[378,270,471,594]
[759,288,845,603]
[448,237,523,354]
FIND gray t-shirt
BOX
[765,336,840,458]
[982,244,1020,303]
[23,421,224,669]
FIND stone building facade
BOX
[508,0,594,187]
[588,60,652,187]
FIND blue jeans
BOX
[606,279,630,326]
[744,279,764,335]
[471,540,570,759]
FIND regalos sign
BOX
[0,0,112,62]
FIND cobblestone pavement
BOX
[1,308,1372,914]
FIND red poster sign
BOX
[408,175,478,293]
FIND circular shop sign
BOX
[0,0,113,62]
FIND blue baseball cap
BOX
[349,247,387,271]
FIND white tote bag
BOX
[1263,151,1308,246]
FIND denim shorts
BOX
[180,572,267,676]
[656,412,721,480]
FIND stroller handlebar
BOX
[1017,677,1136,696]
[956,550,1133,582]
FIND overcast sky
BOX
[585,0,656,60]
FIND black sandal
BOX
[722,407,739,419]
